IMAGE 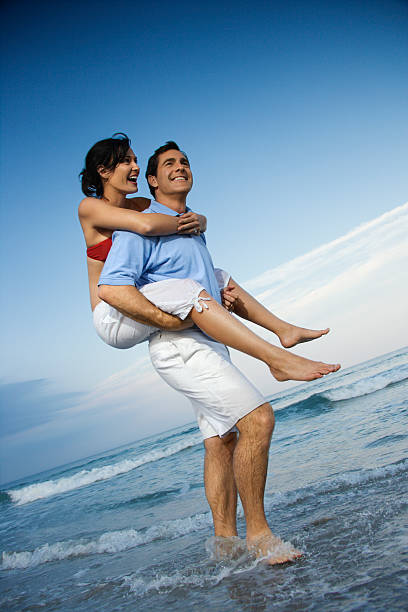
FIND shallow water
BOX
[1,347,408,611]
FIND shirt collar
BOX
[150,200,190,216]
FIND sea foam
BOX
[1,512,212,570]
[3,458,406,571]
[275,363,408,415]
[7,433,202,505]
[122,559,261,597]
[321,364,408,401]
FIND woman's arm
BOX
[79,197,206,236]
[79,197,178,236]
[126,198,207,232]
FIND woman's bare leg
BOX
[224,278,329,348]
[190,291,340,382]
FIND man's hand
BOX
[221,284,239,312]
[177,212,207,235]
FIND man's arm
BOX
[98,284,192,330]
[98,231,192,330]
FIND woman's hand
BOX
[221,284,238,311]
[177,212,207,235]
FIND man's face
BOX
[149,149,193,197]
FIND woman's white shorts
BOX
[93,268,231,349]
[149,328,267,439]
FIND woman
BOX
[79,134,339,381]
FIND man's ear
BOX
[148,175,158,189]
[97,165,111,180]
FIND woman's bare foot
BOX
[247,532,303,565]
[268,347,340,381]
[279,325,330,349]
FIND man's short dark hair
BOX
[145,141,188,197]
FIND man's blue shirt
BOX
[98,200,221,304]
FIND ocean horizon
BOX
[1,346,407,610]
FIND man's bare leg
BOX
[234,403,302,564]
[204,432,238,537]
[224,278,329,348]
[190,292,340,382]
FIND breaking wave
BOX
[277,363,408,416]
[6,433,202,506]
[1,512,212,570]
[321,364,408,401]
[3,458,406,571]
[264,457,408,509]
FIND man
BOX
[98,142,330,563]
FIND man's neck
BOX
[154,192,187,214]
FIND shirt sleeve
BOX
[98,231,149,286]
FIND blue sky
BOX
[1,0,407,483]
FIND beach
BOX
[1,346,407,611]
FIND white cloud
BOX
[246,202,408,309]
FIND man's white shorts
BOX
[149,328,267,439]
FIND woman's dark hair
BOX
[79,133,131,197]
[145,141,185,197]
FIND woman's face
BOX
[102,148,140,195]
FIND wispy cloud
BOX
[245,202,408,311]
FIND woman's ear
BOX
[97,165,111,180]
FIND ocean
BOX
[1,346,407,611]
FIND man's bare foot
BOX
[279,326,330,349]
[206,536,247,561]
[247,532,303,565]
[268,347,340,382]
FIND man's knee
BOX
[204,432,237,461]
[259,402,275,431]
[237,402,275,440]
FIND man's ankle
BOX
[213,523,238,537]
